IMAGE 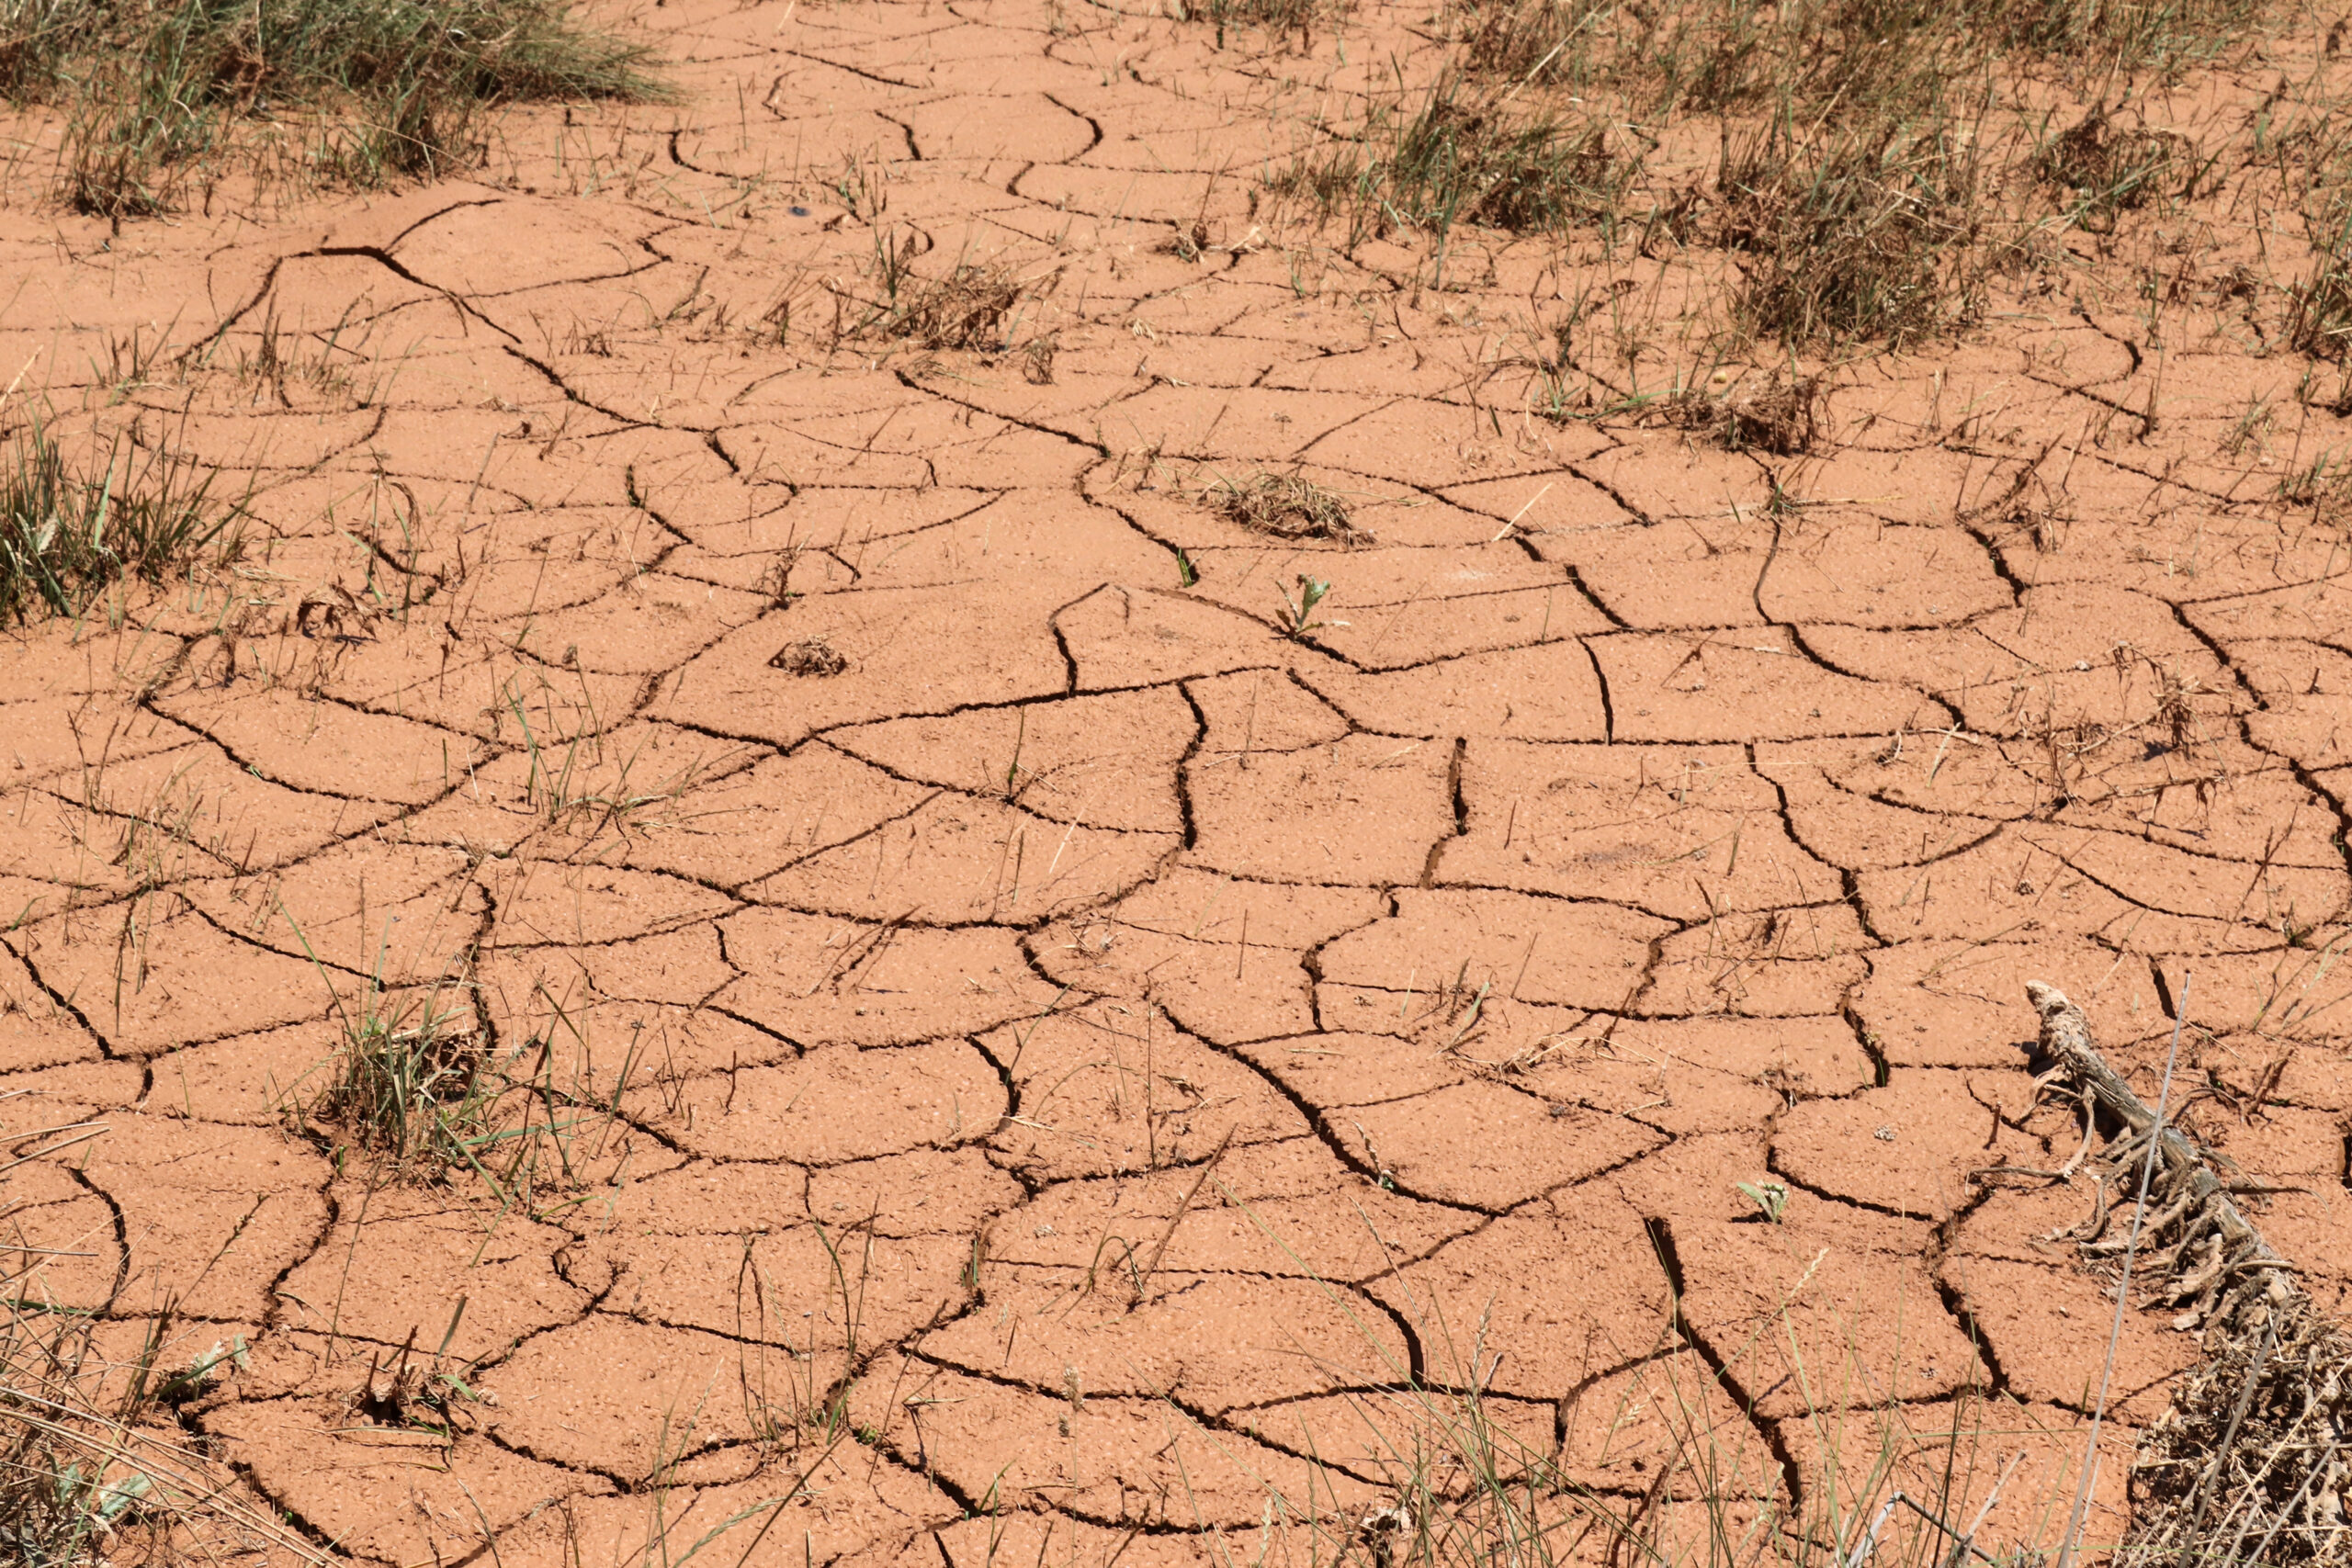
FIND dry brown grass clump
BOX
[1203,471,1368,544]
[878,263,1031,352]
[1452,0,2266,108]
[0,1131,325,1567]
[838,233,1047,354]
[1174,0,1336,45]
[1662,370,1827,455]
[771,637,849,676]
[1715,117,1995,350]
[2037,108,2185,228]
[2023,983,2352,1566]
[1272,75,1631,247]
[1455,0,1584,85]
[0,1309,270,1564]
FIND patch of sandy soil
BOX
[2,2,2349,1563]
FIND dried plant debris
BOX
[1661,370,1827,454]
[1273,76,1629,243]
[771,637,849,676]
[0,1145,320,1567]
[1021,331,1058,385]
[842,235,1045,354]
[889,264,1032,352]
[1202,471,1368,544]
[1456,0,1585,85]
[1966,449,2077,551]
[1161,220,1214,260]
[1716,117,1993,349]
[2289,225,2352,369]
[2018,982,2351,1566]
[1171,0,1334,41]
[2039,108,2186,226]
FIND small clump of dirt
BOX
[1161,220,1214,260]
[770,637,849,676]
[1202,471,1368,544]
[1661,371,1826,455]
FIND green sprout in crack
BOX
[1279,574,1344,639]
[1736,1179,1788,1223]
[151,1338,248,1405]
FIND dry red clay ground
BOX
[4,1,2352,1563]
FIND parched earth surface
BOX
[4,3,2352,1563]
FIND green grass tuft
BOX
[1276,74,1631,249]
[1716,109,1996,350]
[0,417,242,626]
[2290,210,2352,372]
[2,0,664,216]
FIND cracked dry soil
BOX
[4,3,2352,1563]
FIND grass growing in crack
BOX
[207,306,384,409]
[2277,446,2352,529]
[0,416,242,626]
[1,1129,323,1568]
[284,914,641,1204]
[1204,470,1368,544]
[1273,74,1631,250]
[1715,107,1998,350]
[301,971,506,1179]
[499,682,732,837]
[6,0,664,218]
[2289,209,2352,375]
[730,1218,892,1451]
[1142,1190,2096,1568]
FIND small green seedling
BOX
[1279,574,1344,638]
[154,1337,249,1404]
[1736,1179,1788,1223]
[1175,547,1198,587]
[74,1468,153,1533]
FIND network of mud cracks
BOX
[5,0,2352,1562]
